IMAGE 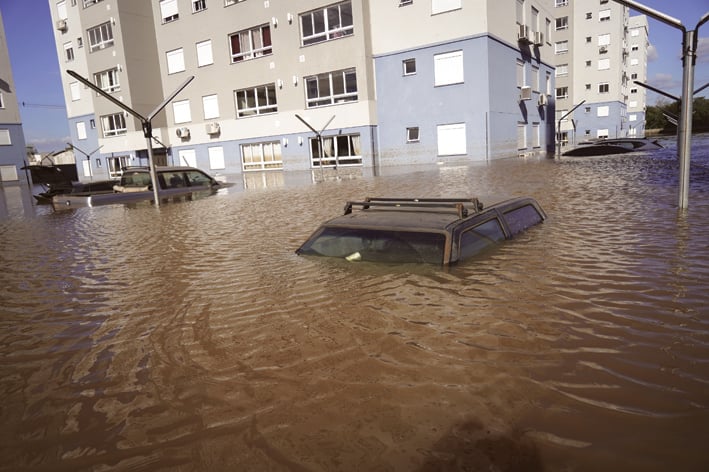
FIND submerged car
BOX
[296,196,547,265]
[52,166,224,207]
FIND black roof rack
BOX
[343,197,482,219]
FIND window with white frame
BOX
[196,40,213,66]
[63,42,74,61]
[76,121,87,140]
[556,86,568,99]
[192,0,206,13]
[300,2,353,46]
[87,21,114,52]
[229,25,272,62]
[310,133,362,167]
[242,141,284,171]
[598,33,611,46]
[597,129,609,138]
[83,0,105,7]
[235,83,277,117]
[599,9,611,21]
[225,0,245,5]
[531,65,539,91]
[177,149,196,167]
[532,122,540,148]
[629,100,638,107]
[631,44,639,51]
[516,60,525,87]
[555,0,568,6]
[434,50,463,86]
[630,58,639,65]
[0,92,4,108]
[406,127,420,142]
[94,67,120,93]
[629,114,637,122]
[432,0,461,14]
[208,147,225,169]
[172,100,192,124]
[598,82,609,93]
[202,94,220,119]
[515,0,524,26]
[555,40,568,54]
[101,112,127,137]
[0,129,11,145]
[517,123,526,151]
[70,82,81,101]
[556,64,568,77]
[399,0,413,6]
[160,0,179,24]
[631,29,640,37]
[597,106,609,117]
[305,69,357,108]
[556,17,568,30]
[545,71,551,95]
[437,123,466,156]
[403,58,416,75]
[166,48,185,74]
[56,1,68,19]
[630,87,638,94]
[598,58,610,70]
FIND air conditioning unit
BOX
[520,86,532,101]
[176,127,190,139]
[599,46,608,54]
[538,94,547,106]
[517,24,531,44]
[205,122,220,135]
[534,31,544,46]
[56,19,68,31]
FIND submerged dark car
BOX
[296,197,547,265]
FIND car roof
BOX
[322,198,483,232]
[122,166,204,173]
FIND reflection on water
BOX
[1,136,708,471]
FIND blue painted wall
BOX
[0,123,27,180]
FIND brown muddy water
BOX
[1,137,708,471]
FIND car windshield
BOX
[298,227,446,264]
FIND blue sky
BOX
[1,0,708,152]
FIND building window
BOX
[598,34,611,46]
[70,82,81,101]
[586,12,592,19]
[160,0,179,24]
[545,71,551,95]
[0,92,4,109]
[630,58,639,66]
[517,123,526,151]
[555,41,568,54]
[172,99,192,124]
[208,147,226,170]
[597,106,610,117]
[310,134,362,167]
[94,67,120,93]
[399,0,413,6]
[631,44,639,51]
[101,112,127,137]
[584,106,591,113]
[630,87,638,94]
[556,87,568,99]
[192,0,206,13]
[87,21,114,52]
[305,69,357,108]
[437,123,466,156]
[76,121,87,140]
[300,2,353,46]
[555,64,568,77]
[586,36,592,43]
[585,60,592,67]
[532,122,540,148]
[555,17,568,30]
[407,127,420,142]
[225,0,246,6]
[202,94,220,119]
[77,37,83,48]
[531,65,539,91]
[585,83,591,90]
[555,0,568,6]
[229,25,272,63]
[432,0,461,15]
[517,60,525,87]
[235,83,278,117]
[631,73,638,80]
[629,100,638,107]
[403,58,416,75]
[82,0,105,8]
[166,48,185,74]
[598,83,609,93]
[241,141,283,171]
[597,129,609,138]
[63,42,74,61]
[196,40,213,66]
[434,50,464,86]
[599,9,611,21]
[90,119,95,128]
[598,58,610,70]
[0,130,12,146]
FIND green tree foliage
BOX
[646,97,709,134]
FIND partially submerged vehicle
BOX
[52,166,225,208]
[562,137,663,157]
[296,196,547,265]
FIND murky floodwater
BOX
[1,136,708,471]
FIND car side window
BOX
[459,218,506,260]
[185,170,212,186]
[162,172,186,189]
[503,204,544,236]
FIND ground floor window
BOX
[310,133,362,167]
[436,124,466,156]
[242,141,283,171]
[517,123,527,151]
[107,155,130,178]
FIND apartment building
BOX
[50,0,557,182]
[627,15,649,137]
[553,0,648,146]
[0,9,28,184]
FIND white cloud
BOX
[648,72,679,91]
[647,44,659,62]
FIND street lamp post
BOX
[612,0,709,209]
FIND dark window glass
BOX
[504,205,543,235]
[459,218,505,260]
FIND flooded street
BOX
[1,137,708,471]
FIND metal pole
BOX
[677,29,696,209]
[142,122,160,207]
